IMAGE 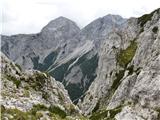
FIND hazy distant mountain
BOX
[1,8,160,120]
[1,14,126,102]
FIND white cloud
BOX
[1,0,160,35]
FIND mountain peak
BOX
[101,14,126,24]
[103,14,124,18]
[41,16,80,32]
[55,16,72,21]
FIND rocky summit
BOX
[1,8,160,120]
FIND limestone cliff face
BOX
[78,8,160,120]
[1,8,160,120]
[1,52,86,120]
[1,15,126,102]
[1,17,80,70]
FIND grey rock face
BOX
[78,17,139,114]
[1,52,81,119]
[75,15,126,51]
[115,105,159,120]
[1,8,160,120]
[1,17,81,70]
[79,8,160,120]
[1,15,126,102]
[78,14,126,40]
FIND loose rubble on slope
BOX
[1,8,160,120]
[1,52,88,120]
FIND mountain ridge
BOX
[1,13,127,102]
[1,8,160,120]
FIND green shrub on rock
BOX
[90,105,123,120]
[49,105,67,118]
[117,40,137,68]
[5,74,21,88]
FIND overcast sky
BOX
[1,0,160,35]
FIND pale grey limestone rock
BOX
[1,15,126,102]
[79,8,160,120]
[1,8,160,120]
[115,105,159,120]
[1,52,79,114]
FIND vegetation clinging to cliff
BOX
[117,40,137,68]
